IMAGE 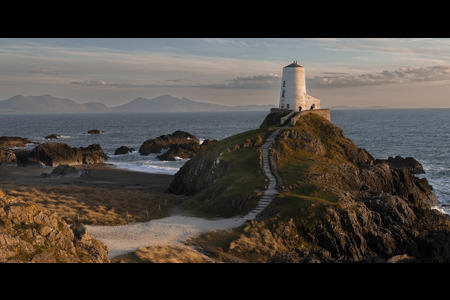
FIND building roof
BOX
[284,61,303,68]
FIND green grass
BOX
[181,128,270,218]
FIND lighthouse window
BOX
[283,81,286,87]
[282,90,285,97]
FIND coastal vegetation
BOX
[169,127,274,218]
[183,113,450,263]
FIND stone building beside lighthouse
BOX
[279,61,320,111]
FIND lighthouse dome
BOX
[284,61,303,68]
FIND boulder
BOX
[114,146,135,155]
[45,164,82,177]
[80,144,108,164]
[0,136,32,149]
[45,134,61,140]
[157,139,217,161]
[16,142,108,167]
[139,130,199,156]
[88,129,101,135]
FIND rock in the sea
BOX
[16,142,108,167]
[88,129,101,135]
[114,146,135,155]
[157,139,217,161]
[0,190,110,263]
[0,136,32,148]
[45,134,61,140]
[139,130,199,156]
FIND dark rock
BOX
[139,130,199,156]
[376,156,425,174]
[156,139,217,161]
[114,146,135,155]
[16,142,108,167]
[0,136,32,148]
[80,144,108,164]
[45,134,61,140]
[48,164,82,177]
[88,129,101,135]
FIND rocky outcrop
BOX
[88,129,101,135]
[45,134,61,140]
[16,142,108,167]
[375,156,425,174]
[185,113,450,263]
[139,131,199,155]
[138,131,216,161]
[168,129,266,199]
[114,146,134,155]
[0,136,32,148]
[157,139,217,161]
[0,190,110,263]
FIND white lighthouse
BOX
[279,61,320,111]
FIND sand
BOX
[87,215,246,258]
[1,128,281,260]
[0,163,248,258]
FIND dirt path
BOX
[87,128,283,259]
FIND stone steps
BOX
[241,128,281,221]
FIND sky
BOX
[1,38,450,108]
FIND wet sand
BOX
[0,163,173,193]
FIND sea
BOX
[0,109,449,214]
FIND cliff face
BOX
[168,128,268,217]
[184,113,450,263]
[0,190,110,263]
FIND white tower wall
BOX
[279,61,319,112]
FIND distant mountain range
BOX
[0,94,275,114]
[330,105,387,110]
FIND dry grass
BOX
[1,184,181,225]
[111,245,212,263]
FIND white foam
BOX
[431,205,449,215]
[109,161,181,175]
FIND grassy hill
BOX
[174,113,450,263]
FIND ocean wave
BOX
[109,161,181,175]
[431,205,450,216]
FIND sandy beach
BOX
[0,162,251,261]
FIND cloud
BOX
[201,74,280,89]
[308,65,450,88]
[71,73,281,90]
[27,67,59,75]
